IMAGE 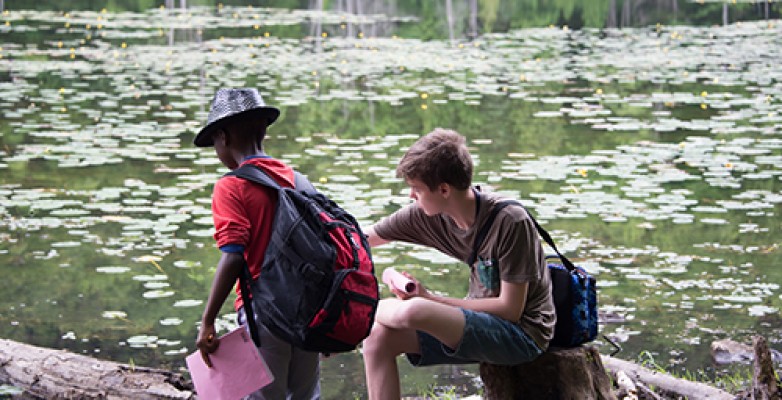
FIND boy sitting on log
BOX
[362,128,555,400]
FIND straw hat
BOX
[194,88,280,147]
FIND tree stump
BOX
[753,335,781,400]
[0,338,193,399]
[479,346,615,400]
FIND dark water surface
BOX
[1,1,781,398]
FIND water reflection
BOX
[0,2,781,398]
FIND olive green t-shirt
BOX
[373,189,555,349]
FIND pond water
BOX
[1,2,781,398]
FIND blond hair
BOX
[396,128,473,191]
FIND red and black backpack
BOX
[227,163,378,353]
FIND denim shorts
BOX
[406,308,543,367]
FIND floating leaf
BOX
[96,266,131,274]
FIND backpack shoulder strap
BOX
[226,163,309,349]
[467,201,513,266]
[469,199,577,272]
[227,163,281,190]
[228,164,316,195]
[293,172,317,194]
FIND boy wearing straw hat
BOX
[194,88,320,399]
[362,128,555,400]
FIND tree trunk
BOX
[445,0,455,46]
[672,0,678,23]
[480,346,738,400]
[621,0,632,28]
[723,3,729,26]
[765,0,769,20]
[345,0,355,38]
[310,0,323,42]
[354,0,363,37]
[479,346,615,400]
[468,0,478,39]
[0,339,193,399]
[607,0,617,28]
[753,335,781,400]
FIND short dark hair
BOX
[221,117,268,146]
[396,128,473,191]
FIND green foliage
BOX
[637,350,667,373]
[714,369,753,393]
[419,384,461,399]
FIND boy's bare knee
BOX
[363,323,391,355]
[391,297,431,328]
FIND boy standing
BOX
[363,128,555,400]
[194,88,319,399]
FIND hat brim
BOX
[193,106,280,147]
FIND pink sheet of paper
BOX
[382,267,417,294]
[185,327,274,400]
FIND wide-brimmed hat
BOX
[193,88,280,147]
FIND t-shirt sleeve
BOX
[372,204,415,242]
[211,177,251,249]
[373,203,431,246]
[496,212,543,283]
[373,204,467,261]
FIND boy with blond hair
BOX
[363,128,555,400]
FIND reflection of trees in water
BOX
[303,0,778,40]
[609,0,776,28]
[609,0,680,28]
[314,0,480,43]
[165,27,201,46]
[326,0,399,38]
[161,0,200,45]
[163,0,185,10]
[8,1,779,37]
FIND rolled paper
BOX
[382,268,417,294]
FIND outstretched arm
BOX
[365,226,391,248]
[367,227,527,322]
[196,251,245,366]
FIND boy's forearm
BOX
[365,226,390,248]
[421,280,527,322]
[201,252,245,324]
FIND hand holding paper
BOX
[186,327,273,400]
[196,324,219,367]
[382,268,418,294]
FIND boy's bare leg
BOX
[363,298,466,400]
[362,321,417,400]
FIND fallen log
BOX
[601,354,734,400]
[615,370,638,400]
[0,338,193,399]
[634,380,662,400]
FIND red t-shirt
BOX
[211,156,295,310]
